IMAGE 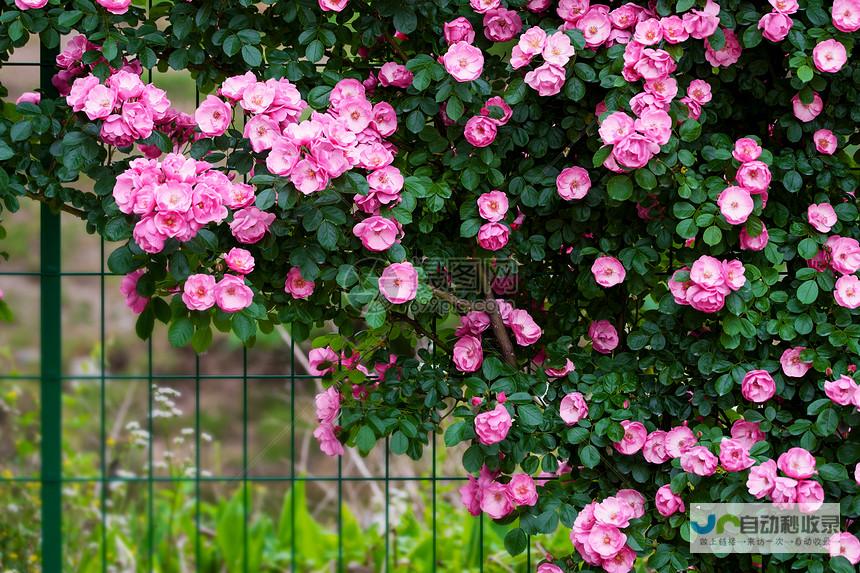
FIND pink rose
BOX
[230,206,275,245]
[507,474,538,506]
[454,335,484,372]
[717,186,754,225]
[14,0,48,9]
[772,476,799,506]
[777,447,817,479]
[835,275,860,309]
[480,96,513,125]
[594,496,633,527]
[577,8,612,47]
[477,222,510,251]
[308,347,339,376]
[15,91,41,105]
[470,0,501,14]
[474,403,512,445]
[509,309,542,346]
[133,217,166,254]
[314,386,341,423]
[483,8,522,42]
[602,546,636,573]
[824,374,859,406]
[740,224,769,251]
[733,137,762,162]
[542,31,575,66]
[96,0,131,14]
[828,532,860,565]
[686,285,725,313]
[633,48,677,81]
[517,26,547,56]
[643,431,670,464]
[665,426,698,460]
[792,92,824,123]
[556,166,591,200]
[536,564,563,573]
[591,256,626,288]
[477,190,509,222]
[559,392,588,425]
[613,420,647,455]
[747,459,777,499]
[459,474,482,516]
[683,1,720,39]
[524,62,566,97]
[813,129,838,155]
[758,11,793,42]
[318,0,348,12]
[314,423,344,456]
[378,62,414,88]
[82,84,117,120]
[833,0,860,32]
[808,203,838,233]
[731,420,765,449]
[119,269,149,314]
[722,259,746,291]
[735,161,771,194]
[813,39,848,73]
[480,481,513,518]
[780,347,812,378]
[687,79,712,104]
[456,311,491,337]
[741,369,776,403]
[284,266,315,300]
[796,479,824,513]
[353,216,399,251]
[378,262,418,304]
[444,17,476,44]
[828,236,860,275]
[544,358,575,378]
[213,275,253,313]
[225,248,255,275]
[634,18,663,45]
[655,484,684,517]
[181,274,217,311]
[770,0,799,13]
[589,320,618,354]
[690,256,725,289]
[586,524,626,559]
[442,41,484,82]
[464,116,498,147]
[680,445,718,476]
[599,111,635,145]
[612,132,660,169]
[195,95,232,137]
[719,438,755,472]
[705,28,742,68]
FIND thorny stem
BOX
[480,264,518,369]
[26,191,88,220]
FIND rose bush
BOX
[2,0,860,570]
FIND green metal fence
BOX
[0,39,544,573]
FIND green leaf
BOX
[305,40,324,63]
[107,246,137,274]
[10,121,32,142]
[816,409,838,436]
[168,317,194,347]
[564,77,586,101]
[232,313,256,343]
[818,463,848,482]
[797,65,814,83]
[797,280,819,305]
[241,44,263,67]
[518,404,543,427]
[830,557,855,573]
[798,238,819,258]
[703,226,722,246]
[607,175,633,201]
[316,220,338,251]
[191,325,213,353]
[676,218,697,239]
[504,528,528,556]
[783,170,803,193]
[390,431,409,455]
[676,0,695,10]
[580,444,600,469]
[355,425,376,455]
[405,110,424,133]
[444,421,468,447]
[446,96,464,121]
[679,119,701,142]
[365,300,387,329]
[566,427,589,444]
[135,307,155,340]
[255,188,275,210]
[482,356,503,380]
[392,9,417,34]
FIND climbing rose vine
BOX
[2,0,860,570]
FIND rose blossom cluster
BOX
[65,66,170,146]
[113,153,273,254]
[512,27,575,96]
[475,189,512,250]
[313,386,344,457]
[16,0,130,15]
[452,301,542,373]
[802,223,860,308]
[181,273,253,314]
[570,490,647,573]
[459,465,539,519]
[668,255,746,313]
[716,138,772,227]
[746,447,824,512]
[463,95,512,148]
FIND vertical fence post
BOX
[39,42,62,573]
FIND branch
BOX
[26,192,88,220]
[480,266,517,368]
[429,286,474,312]
[391,311,451,353]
